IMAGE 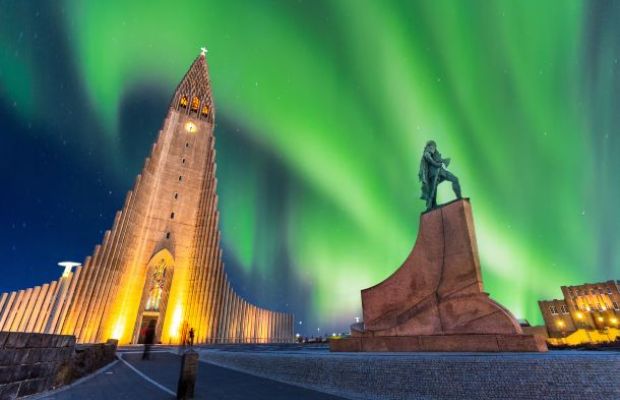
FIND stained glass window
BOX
[145,260,167,311]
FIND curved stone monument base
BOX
[331,199,547,352]
[331,333,547,352]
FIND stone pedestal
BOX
[177,349,198,399]
[331,199,547,352]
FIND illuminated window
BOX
[145,260,167,312]
[550,306,558,315]
[201,105,209,117]
[179,96,188,108]
[191,96,200,112]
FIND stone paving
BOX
[30,344,620,400]
[35,349,346,400]
[198,344,620,400]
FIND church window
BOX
[179,96,188,108]
[201,105,209,117]
[191,96,200,112]
[145,260,167,312]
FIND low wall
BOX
[0,332,117,399]
[200,348,620,400]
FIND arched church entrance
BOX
[133,249,174,344]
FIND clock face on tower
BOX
[184,121,197,133]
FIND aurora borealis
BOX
[1,1,619,335]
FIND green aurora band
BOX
[1,0,620,333]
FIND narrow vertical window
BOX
[179,95,188,108]
[170,212,175,219]
[191,96,200,112]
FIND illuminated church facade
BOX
[0,50,294,345]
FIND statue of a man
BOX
[418,140,461,210]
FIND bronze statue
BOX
[418,140,461,210]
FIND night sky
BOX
[1,1,619,336]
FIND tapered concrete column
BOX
[45,261,81,333]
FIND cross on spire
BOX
[200,46,208,56]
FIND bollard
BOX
[176,349,199,399]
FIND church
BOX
[0,50,293,345]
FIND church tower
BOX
[0,50,294,345]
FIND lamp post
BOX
[58,261,81,278]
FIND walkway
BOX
[36,349,346,400]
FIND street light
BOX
[58,261,81,278]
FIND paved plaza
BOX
[27,344,620,400]
[34,348,345,400]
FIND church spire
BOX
[170,47,215,123]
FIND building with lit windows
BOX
[539,280,620,345]
[0,50,293,345]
